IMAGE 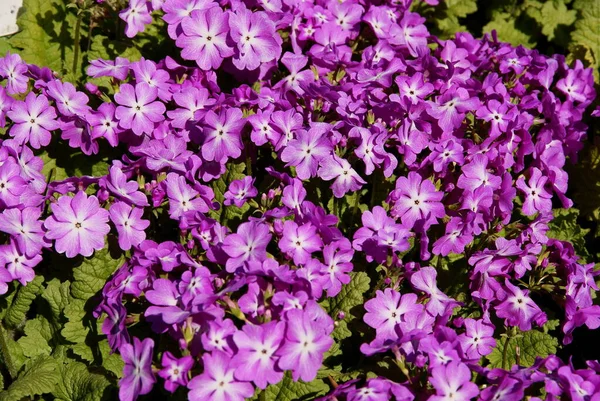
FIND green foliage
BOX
[487,328,559,368]
[322,272,370,341]
[53,360,112,401]
[71,249,124,301]
[547,208,591,261]
[570,0,600,76]
[209,161,250,225]
[4,275,44,328]
[260,372,330,401]
[3,0,75,74]
[0,355,61,401]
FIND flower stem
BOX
[72,11,83,75]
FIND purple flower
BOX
[87,57,130,80]
[0,52,28,94]
[201,108,245,163]
[0,207,48,258]
[46,79,90,117]
[164,173,211,219]
[44,192,110,258]
[7,92,59,149]
[276,309,333,382]
[176,7,234,70]
[232,321,285,389]
[410,266,457,317]
[456,155,501,192]
[109,202,149,251]
[223,176,258,207]
[104,166,149,207]
[222,221,271,272]
[188,351,254,401]
[0,240,42,285]
[120,0,152,38]
[88,103,122,147]
[281,124,333,180]
[318,155,366,198]
[0,160,27,208]
[516,167,552,216]
[119,337,156,401]
[229,6,283,71]
[429,361,479,401]
[363,289,422,341]
[321,239,353,297]
[158,352,194,393]
[114,83,166,136]
[279,220,323,265]
[495,280,547,331]
[388,172,445,230]
[458,318,496,360]
[428,87,480,133]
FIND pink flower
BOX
[44,192,110,258]
[115,83,166,136]
[318,155,366,198]
[7,92,59,149]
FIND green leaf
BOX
[483,13,537,47]
[322,272,370,340]
[260,372,329,401]
[209,161,248,225]
[71,249,124,301]
[547,208,590,261]
[98,339,124,378]
[17,319,52,358]
[486,329,559,368]
[42,279,71,320]
[61,299,93,362]
[526,0,576,41]
[7,0,74,73]
[53,360,111,401]
[3,275,44,328]
[0,356,60,401]
[571,0,600,72]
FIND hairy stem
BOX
[72,12,83,74]
[501,335,512,370]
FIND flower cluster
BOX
[0,0,598,400]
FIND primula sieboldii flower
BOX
[114,83,166,136]
[119,0,152,38]
[109,201,150,251]
[0,207,48,258]
[318,155,366,198]
[276,309,333,382]
[0,240,42,286]
[0,52,29,95]
[228,6,283,71]
[104,166,149,207]
[223,176,258,207]
[388,172,445,230]
[457,318,496,360]
[222,221,271,272]
[86,57,130,80]
[516,167,553,216]
[46,79,90,117]
[279,220,323,265]
[495,279,547,331]
[201,108,245,163]
[44,191,110,258]
[363,288,422,341]
[188,351,254,401]
[429,361,479,401]
[165,173,211,218]
[176,6,234,70]
[7,92,59,149]
[281,123,333,180]
[119,337,156,401]
[232,321,285,389]
[158,352,194,393]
